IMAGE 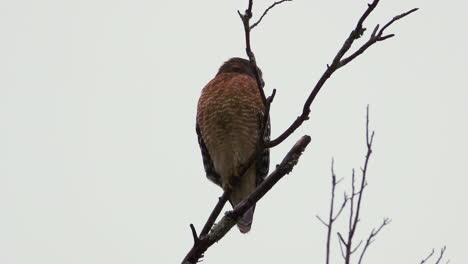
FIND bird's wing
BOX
[196,122,221,186]
[236,112,270,233]
[256,112,270,185]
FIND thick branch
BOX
[266,1,418,148]
[182,135,311,264]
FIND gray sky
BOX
[1,0,467,263]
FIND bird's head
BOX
[217,57,264,87]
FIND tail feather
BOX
[236,205,255,233]
[228,166,257,233]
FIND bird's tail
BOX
[229,166,257,233]
[236,205,255,233]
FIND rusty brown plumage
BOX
[196,58,269,233]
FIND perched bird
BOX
[196,57,270,233]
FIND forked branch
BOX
[420,246,449,264]
[357,218,391,264]
[250,0,292,30]
[316,159,349,264]
[266,0,418,148]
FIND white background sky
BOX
[1,0,467,263]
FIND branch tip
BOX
[266,89,276,105]
[189,224,199,245]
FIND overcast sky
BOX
[1,0,467,263]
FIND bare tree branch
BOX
[316,158,350,264]
[316,215,329,227]
[351,240,363,254]
[435,246,447,264]
[265,1,418,148]
[333,195,349,222]
[189,224,199,245]
[199,191,231,238]
[343,105,375,264]
[419,246,448,264]
[250,0,292,30]
[420,249,436,264]
[349,169,357,232]
[319,106,391,264]
[317,107,449,264]
[357,218,391,264]
[181,136,311,264]
[238,0,267,105]
[337,232,347,259]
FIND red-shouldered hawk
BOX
[196,57,270,233]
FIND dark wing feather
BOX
[196,122,221,186]
[256,113,270,185]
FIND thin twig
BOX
[349,169,356,231]
[419,246,448,264]
[316,215,329,227]
[238,0,267,105]
[351,240,363,254]
[339,7,418,67]
[318,158,349,264]
[357,218,391,264]
[435,246,447,264]
[337,232,347,259]
[250,0,292,30]
[333,194,349,222]
[325,158,337,264]
[420,249,435,264]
